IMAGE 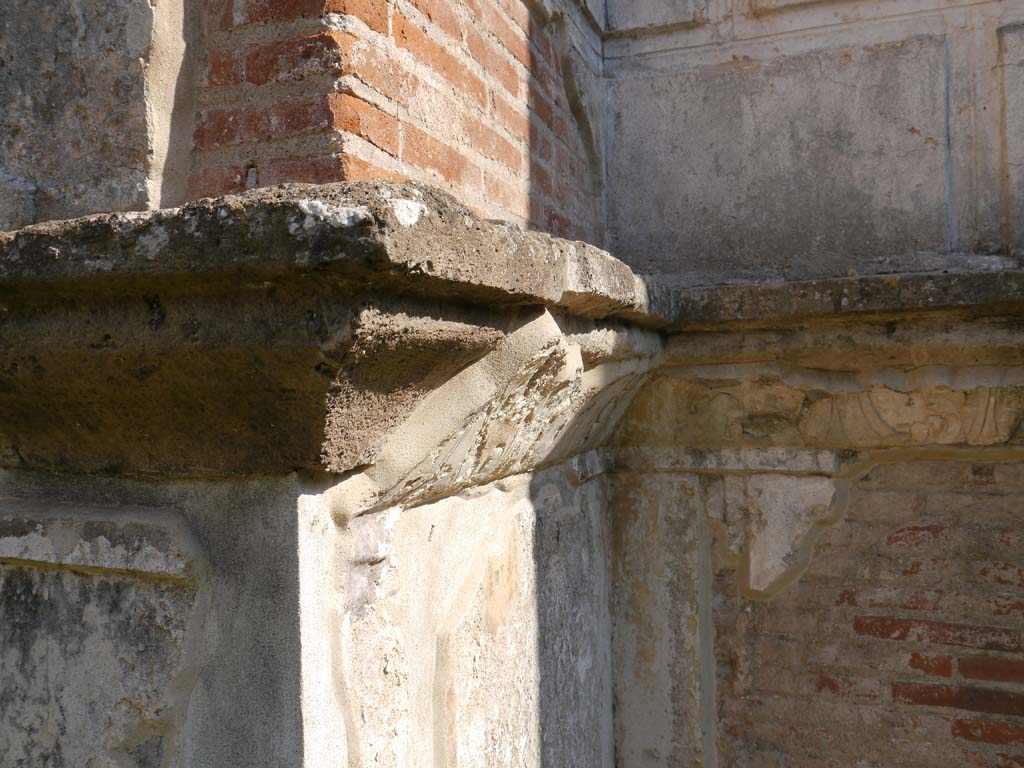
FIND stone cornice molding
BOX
[0,182,662,480]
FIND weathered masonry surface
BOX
[7,0,1023,273]
[1,181,1023,766]
[3,0,1024,764]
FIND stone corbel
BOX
[327,306,659,520]
[0,181,661,482]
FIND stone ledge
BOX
[4,181,1020,331]
[656,267,1024,329]
[2,181,1021,480]
[0,181,658,326]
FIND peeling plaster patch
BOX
[297,200,373,230]
[705,473,844,598]
[390,199,429,227]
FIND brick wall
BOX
[191,0,602,242]
[715,461,1024,767]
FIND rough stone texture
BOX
[609,473,708,767]
[0,186,654,766]
[0,0,195,232]
[606,0,705,33]
[3,1,1024,767]
[2,176,1024,768]
[1003,24,1024,255]
[333,469,613,767]
[0,500,205,766]
[604,0,1024,282]
[603,300,1024,768]
[0,472,335,768]
[608,37,949,280]
[0,183,660,478]
[0,182,650,320]
[331,307,654,515]
[714,461,1024,768]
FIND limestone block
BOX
[0,182,660,478]
[0,503,205,766]
[609,474,707,767]
[617,374,1024,451]
[705,473,842,596]
[606,0,706,32]
[607,36,950,281]
[0,0,186,230]
[331,309,653,517]
[1002,24,1024,254]
[335,471,613,768]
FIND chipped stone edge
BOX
[5,181,1016,329]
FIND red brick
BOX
[991,595,1024,618]
[244,32,346,86]
[409,0,463,40]
[205,0,234,32]
[530,157,552,197]
[239,0,386,32]
[960,657,1024,685]
[853,616,1024,653]
[498,0,532,34]
[194,97,334,151]
[529,89,555,132]
[527,190,544,225]
[482,4,531,68]
[545,208,570,238]
[262,153,404,185]
[466,27,519,98]
[892,681,1024,717]
[493,92,530,143]
[484,171,524,215]
[464,115,522,173]
[910,652,953,677]
[243,0,323,24]
[811,673,883,703]
[345,36,424,106]
[886,524,947,549]
[326,0,389,34]
[402,123,480,188]
[393,12,487,109]
[975,562,1024,589]
[530,58,559,103]
[205,49,241,87]
[529,121,553,163]
[836,587,944,611]
[953,720,1024,747]
[187,165,245,200]
[329,93,399,155]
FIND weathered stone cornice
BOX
[2,180,1021,499]
[654,265,1024,330]
[0,181,654,325]
[0,182,662,481]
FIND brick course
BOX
[715,462,1024,768]
[190,0,599,241]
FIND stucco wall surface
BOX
[0,0,154,230]
[604,0,1024,282]
[0,0,195,232]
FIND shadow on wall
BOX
[0,472,310,768]
[529,458,616,767]
[522,2,606,245]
